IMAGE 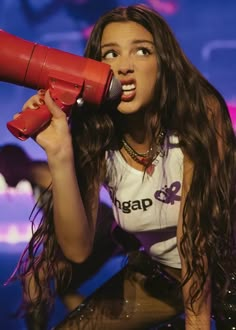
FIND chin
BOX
[117,102,140,115]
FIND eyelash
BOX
[102,47,152,59]
[137,47,152,56]
[102,49,117,59]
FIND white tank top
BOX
[105,133,184,268]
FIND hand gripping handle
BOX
[7,83,83,141]
[7,103,53,141]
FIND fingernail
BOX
[32,103,40,108]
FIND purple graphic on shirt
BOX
[154,181,181,204]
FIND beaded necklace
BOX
[122,130,165,176]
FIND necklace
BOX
[122,139,152,158]
[122,130,166,176]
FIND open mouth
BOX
[122,83,135,95]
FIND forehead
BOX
[101,21,153,44]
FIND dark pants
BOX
[53,251,184,330]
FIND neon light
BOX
[0,176,111,245]
[227,103,236,129]
[0,224,32,244]
[202,40,236,61]
[0,175,39,244]
[147,0,179,15]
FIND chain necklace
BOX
[122,139,152,159]
[122,130,166,176]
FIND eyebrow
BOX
[101,39,154,49]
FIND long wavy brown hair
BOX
[12,4,236,316]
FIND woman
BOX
[11,4,236,329]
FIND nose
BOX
[117,55,134,75]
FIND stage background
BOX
[0,0,235,329]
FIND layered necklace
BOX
[122,129,166,176]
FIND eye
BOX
[136,47,152,56]
[102,50,118,59]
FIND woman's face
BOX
[101,21,158,115]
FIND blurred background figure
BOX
[0,143,51,192]
[0,143,139,329]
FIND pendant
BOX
[140,157,155,176]
[146,164,155,176]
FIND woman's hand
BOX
[19,89,74,166]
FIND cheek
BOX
[144,71,157,94]
[144,62,158,82]
[141,76,157,104]
[149,64,158,80]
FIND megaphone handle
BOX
[7,104,53,141]
[6,84,81,141]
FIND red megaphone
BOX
[0,30,121,140]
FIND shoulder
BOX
[164,131,183,161]
[165,131,193,188]
[165,131,180,146]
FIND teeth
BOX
[122,84,135,91]
[123,90,134,95]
